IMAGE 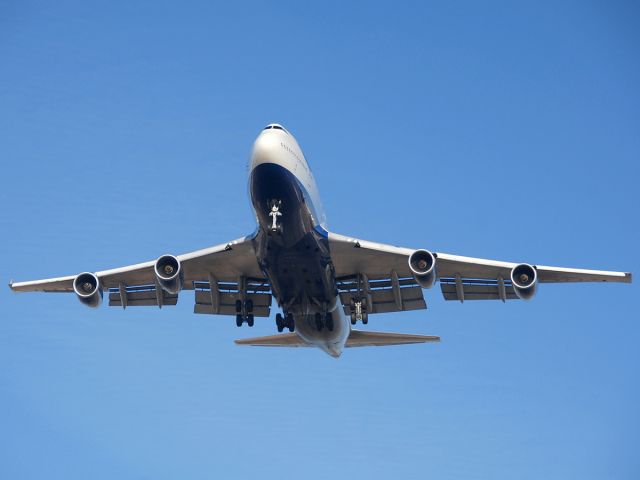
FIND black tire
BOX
[244,299,253,313]
[362,313,369,325]
[247,314,254,327]
[327,318,334,332]
[350,314,357,325]
[286,314,295,332]
[235,300,242,313]
[276,313,284,332]
[235,314,243,327]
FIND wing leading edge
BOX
[234,330,440,348]
[9,235,264,293]
[327,231,631,304]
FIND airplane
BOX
[9,123,632,357]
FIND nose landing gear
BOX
[268,200,283,233]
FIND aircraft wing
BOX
[9,235,271,314]
[328,232,631,305]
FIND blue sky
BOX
[1,1,639,478]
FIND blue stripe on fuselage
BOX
[250,162,323,230]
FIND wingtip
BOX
[626,272,632,283]
[409,333,441,343]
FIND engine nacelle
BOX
[510,263,537,300]
[73,272,103,308]
[408,249,437,289]
[154,254,183,294]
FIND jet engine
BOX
[510,263,537,300]
[73,272,103,308]
[408,249,437,289]
[154,254,183,294]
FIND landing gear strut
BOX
[235,299,255,327]
[276,312,295,333]
[268,200,283,233]
[350,298,369,325]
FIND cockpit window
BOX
[264,124,288,134]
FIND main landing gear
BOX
[314,312,334,332]
[235,299,255,327]
[276,312,295,333]
[350,298,369,325]
[268,200,283,233]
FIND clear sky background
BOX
[1,1,639,478]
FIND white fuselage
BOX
[248,124,349,357]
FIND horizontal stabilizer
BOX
[346,330,440,347]
[235,330,440,349]
[235,333,310,348]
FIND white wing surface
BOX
[328,231,631,303]
[9,236,262,292]
[9,235,271,315]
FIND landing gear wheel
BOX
[276,313,284,333]
[325,312,334,331]
[362,313,369,325]
[350,314,357,325]
[315,313,323,332]
[286,313,295,332]
[235,300,242,313]
[247,314,254,327]
[235,314,243,327]
[244,299,254,313]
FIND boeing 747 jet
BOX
[9,124,632,356]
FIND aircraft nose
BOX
[251,129,280,167]
[251,123,293,169]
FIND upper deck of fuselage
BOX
[251,123,306,170]
[249,123,326,228]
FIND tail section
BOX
[346,330,440,347]
[235,333,310,348]
[235,330,439,349]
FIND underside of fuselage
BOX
[249,162,348,356]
